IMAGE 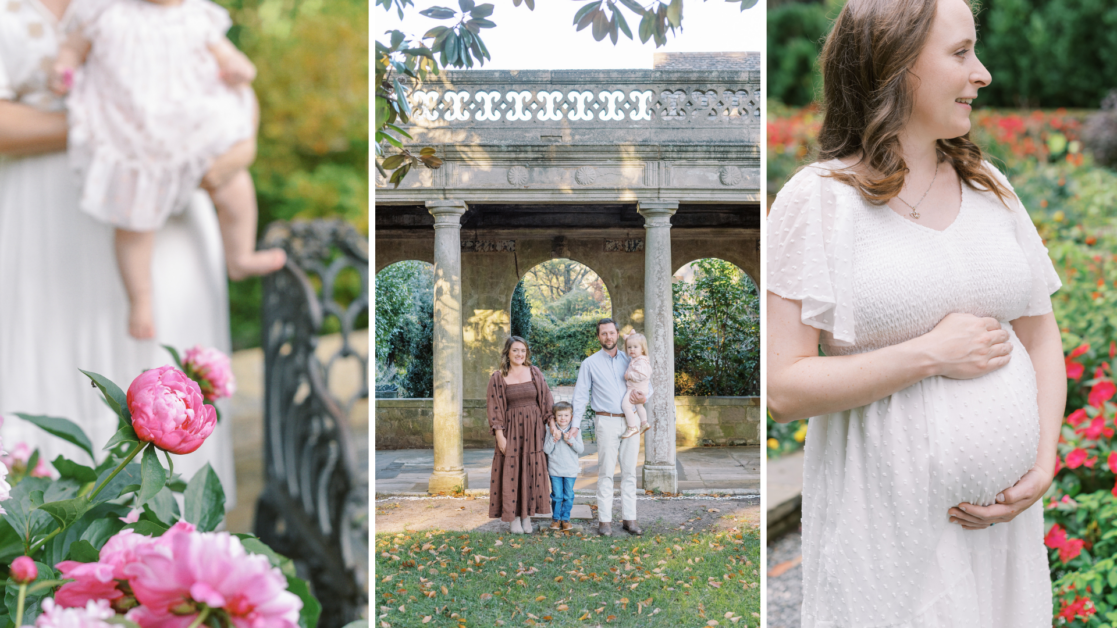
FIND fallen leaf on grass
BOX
[480,594,493,601]
[422,617,432,624]
[556,604,569,611]
[768,555,803,578]
[441,586,449,595]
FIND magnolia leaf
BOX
[14,414,94,462]
[419,7,458,20]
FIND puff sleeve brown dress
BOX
[487,365,554,522]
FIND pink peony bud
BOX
[182,346,236,402]
[126,366,217,455]
[11,556,37,584]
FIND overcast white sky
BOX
[374,0,764,70]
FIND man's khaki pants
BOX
[594,414,638,522]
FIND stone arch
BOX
[671,238,759,289]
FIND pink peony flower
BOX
[35,599,115,628]
[126,528,301,628]
[120,509,141,524]
[54,524,194,610]
[11,556,37,583]
[182,346,236,402]
[127,366,216,455]
[1,441,53,478]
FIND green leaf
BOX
[458,0,474,11]
[469,17,496,29]
[52,456,98,484]
[470,3,494,18]
[618,0,644,14]
[573,1,599,28]
[104,617,143,628]
[90,462,142,504]
[287,575,322,628]
[614,8,633,39]
[5,477,55,542]
[161,345,184,369]
[124,520,169,537]
[79,369,130,427]
[67,539,101,563]
[666,0,683,27]
[392,79,412,118]
[183,463,226,532]
[13,414,94,461]
[29,490,44,508]
[375,97,390,130]
[638,11,653,43]
[381,154,407,170]
[238,535,285,567]
[138,445,167,505]
[37,497,92,529]
[0,520,23,564]
[422,25,448,39]
[341,623,369,628]
[142,487,180,527]
[419,6,458,20]
[79,514,126,550]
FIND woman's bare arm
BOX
[0,101,67,156]
[767,292,1015,422]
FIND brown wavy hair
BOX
[816,0,1013,207]
[500,336,533,376]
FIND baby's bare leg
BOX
[621,395,640,430]
[206,168,286,280]
[114,229,156,340]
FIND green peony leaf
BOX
[37,498,92,529]
[142,487,180,527]
[183,463,225,532]
[138,446,167,505]
[124,520,169,537]
[287,575,321,628]
[67,539,101,563]
[103,425,141,452]
[52,456,98,484]
[90,463,142,504]
[13,414,94,462]
[79,369,131,428]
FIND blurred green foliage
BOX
[219,0,369,349]
[767,0,1117,109]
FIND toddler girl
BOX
[620,332,651,439]
[51,0,286,339]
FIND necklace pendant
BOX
[909,210,920,220]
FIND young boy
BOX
[543,401,584,531]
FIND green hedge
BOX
[767,0,1117,109]
[528,314,602,385]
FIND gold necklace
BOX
[897,161,939,219]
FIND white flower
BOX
[35,599,115,628]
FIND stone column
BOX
[638,201,679,493]
[426,200,468,493]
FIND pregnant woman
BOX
[0,0,237,496]
[487,336,554,534]
[767,0,1065,626]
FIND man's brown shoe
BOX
[549,521,562,531]
[597,522,612,536]
[561,521,573,531]
[622,520,643,536]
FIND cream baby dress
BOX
[65,0,254,231]
[767,159,1061,627]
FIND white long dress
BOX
[65,0,255,231]
[0,0,236,504]
[767,160,1060,627]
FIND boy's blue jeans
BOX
[550,475,576,521]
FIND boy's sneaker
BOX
[549,520,562,530]
[561,521,573,531]
[620,426,640,439]
[639,421,651,434]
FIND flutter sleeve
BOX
[628,357,652,382]
[985,161,1062,317]
[61,0,115,38]
[486,371,506,434]
[534,366,555,425]
[766,164,858,346]
[194,0,234,43]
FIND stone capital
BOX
[637,201,679,227]
[426,200,468,226]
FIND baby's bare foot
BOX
[228,248,286,281]
[129,301,155,340]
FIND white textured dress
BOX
[0,0,236,503]
[767,160,1061,627]
[66,0,254,231]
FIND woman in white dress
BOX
[0,0,236,500]
[767,0,1065,626]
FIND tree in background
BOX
[219,0,368,349]
[673,259,759,396]
[510,280,533,340]
[375,261,434,396]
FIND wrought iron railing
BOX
[255,220,368,626]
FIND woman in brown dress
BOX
[488,336,554,533]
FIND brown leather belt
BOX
[595,412,624,417]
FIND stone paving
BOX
[225,331,369,534]
[374,443,760,496]
[767,529,803,628]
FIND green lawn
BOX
[375,528,760,628]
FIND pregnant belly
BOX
[926,332,1040,507]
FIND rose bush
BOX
[0,347,339,628]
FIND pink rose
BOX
[35,599,115,628]
[182,346,236,402]
[126,529,301,628]
[1089,380,1116,408]
[11,555,36,583]
[1066,448,1089,469]
[127,366,216,455]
